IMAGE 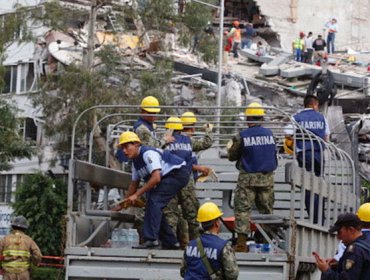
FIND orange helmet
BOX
[233,21,240,27]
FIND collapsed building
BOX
[1,0,370,235]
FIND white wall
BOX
[256,0,370,52]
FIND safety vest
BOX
[294,109,326,154]
[239,125,277,173]
[184,233,227,280]
[132,145,185,181]
[133,117,155,135]
[1,231,31,274]
[293,38,304,50]
[231,28,241,42]
[165,132,192,169]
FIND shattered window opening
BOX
[18,117,37,143]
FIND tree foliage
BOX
[0,99,33,171]
[12,173,67,256]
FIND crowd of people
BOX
[292,18,338,64]
[111,92,357,279]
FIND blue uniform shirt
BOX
[133,117,155,133]
[239,125,277,173]
[293,109,329,153]
[165,132,192,170]
[184,233,227,280]
[323,235,370,280]
[132,145,185,182]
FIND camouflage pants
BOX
[234,172,274,234]
[163,176,200,243]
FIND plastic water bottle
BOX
[111,229,120,248]
[129,228,139,247]
[120,229,128,248]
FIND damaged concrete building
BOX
[1,0,370,236]
[218,0,370,51]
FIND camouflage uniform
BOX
[135,124,166,148]
[180,231,239,280]
[164,131,213,243]
[228,134,275,235]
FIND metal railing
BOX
[67,104,358,252]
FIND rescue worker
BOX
[228,21,241,58]
[119,131,190,249]
[134,96,174,147]
[180,202,239,280]
[0,215,42,280]
[331,203,370,263]
[293,94,330,224]
[163,116,213,247]
[292,32,305,62]
[180,111,213,182]
[227,102,278,252]
[314,213,370,279]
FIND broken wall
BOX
[256,0,370,52]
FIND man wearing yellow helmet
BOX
[330,203,370,264]
[162,116,212,247]
[118,131,190,249]
[227,102,278,252]
[180,202,239,280]
[133,96,174,147]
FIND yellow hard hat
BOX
[118,131,141,146]
[245,102,265,116]
[165,117,183,130]
[197,202,223,223]
[181,112,197,126]
[140,96,161,113]
[357,203,370,222]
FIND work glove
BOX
[203,123,214,133]
[112,198,146,212]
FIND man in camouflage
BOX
[0,216,42,280]
[133,96,174,147]
[163,113,213,247]
[228,103,278,252]
[181,202,239,280]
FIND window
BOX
[0,175,13,203]
[2,63,38,94]
[18,118,37,142]
[2,65,17,94]
[19,63,36,92]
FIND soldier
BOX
[162,117,211,247]
[119,131,190,249]
[227,102,278,252]
[293,94,330,224]
[314,213,370,279]
[133,96,174,147]
[0,216,42,280]
[180,202,239,280]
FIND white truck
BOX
[64,104,358,280]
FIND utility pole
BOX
[85,0,98,69]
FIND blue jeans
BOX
[327,33,335,53]
[241,38,252,49]
[143,166,190,246]
[294,48,303,62]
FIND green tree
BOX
[0,100,33,170]
[12,173,67,256]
